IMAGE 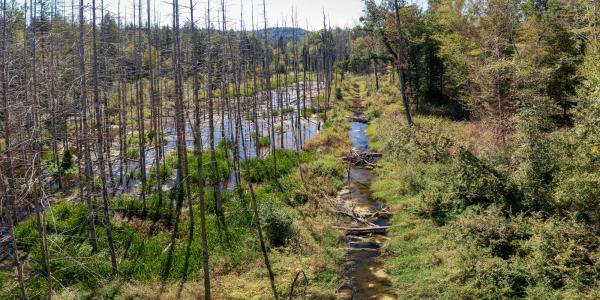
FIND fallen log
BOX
[350,116,368,123]
[345,247,379,252]
[342,148,382,167]
[332,225,390,235]
[332,209,377,227]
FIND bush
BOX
[308,156,341,178]
[449,206,600,298]
[242,150,309,183]
[418,151,516,223]
[554,171,600,224]
[453,151,516,208]
[257,136,271,147]
[61,148,74,173]
[335,87,343,100]
[260,204,294,247]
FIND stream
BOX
[338,95,395,299]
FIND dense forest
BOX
[0,0,599,299]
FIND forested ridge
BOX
[0,0,599,299]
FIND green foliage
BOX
[0,272,8,289]
[60,148,74,173]
[164,141,232,188]
[450,206,600,298]
[335,87,342,100]
[308,155,341,178]
[241,150,311,183]
[126,148,140,159]
[257,136,271,147]
[510,98,557,212]
[260,203,294,247]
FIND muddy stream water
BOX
[337,94,395,299]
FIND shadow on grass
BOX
[176,222,195,299]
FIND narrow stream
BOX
[338,96,395,299]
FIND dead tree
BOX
[206,3,223,218]
[262,0,277,178]
[78,0,99,251]
[239,64,279,300]
[29,1,53,295]
[134,0,148,214]
[190,0,211,297]
[1,0,29,296]
[92,0,118,275]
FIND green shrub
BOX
[510,99,557,213]
[260,204,294,247]
[449,205,600,298]
[257,136,271,147]
[335,87,342,100]
[308,156,341,178]
[418,151,517,223]
[554,171,600,224]
[61,148,74,173]
[242,150,309,183]
[453,151,515,207]
[126,148,140,159]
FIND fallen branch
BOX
[342,148,382,167]
[350,116,368,123]
[332,209,377,227]
[332,225,390,235]
[345,247,379,252]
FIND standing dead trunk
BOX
[135,0,148,215]
[1,0,29,296]
[292,10,302,150]
[206,4,223,218]
[190,0,211,297]
[92,0,118,275]
[262,0,277,178]
[170,0,193,250]
[78,0,99,252]
[29,1,52,294]
[239,76,279,300]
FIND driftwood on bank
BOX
[342,148,382,168]
[350,116,368,123]
[332,225,390,235]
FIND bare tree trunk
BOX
[373,59,379,91]
[117,0,126,192]
[1,1,28,296]
[134,0,148,215]
[302,44,308,118]
[29,1,52,294]
[78,0,99,252]
[250,3,260,157]
[292,10,302,150]
[206,3,223,218]
[239,82,279,300]
[100,0,116,195]
[190,0,211,296]
[170,0,193,249]
[92,0,118,275]
[262,0,277,178]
